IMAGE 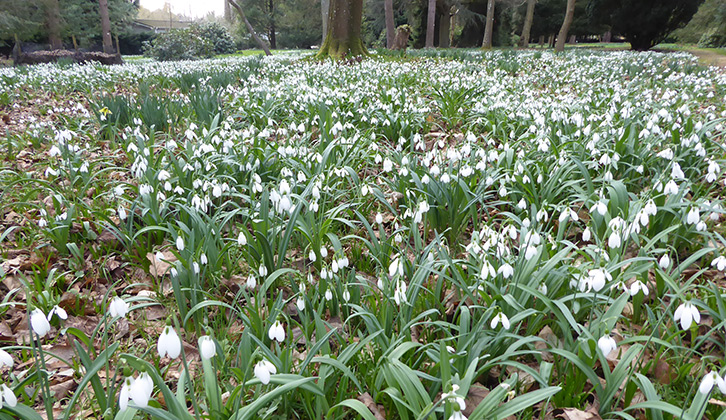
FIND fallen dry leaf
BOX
[555,407,602,420]
[357,392,385,420]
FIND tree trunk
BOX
[317,0,367,59]
[554,0,575,52]
[425,0,436,48]
[519,0,535,48]
[438,7,450,48]
[268,0,276,49]
[384,0,395,49]
[321,0,330,44]
[225,0,233,22]
[228,0,272,55]
[481,0,495,49]
[99,0,114,54]
[45,0,62,50]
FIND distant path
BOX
[685,49,726,67]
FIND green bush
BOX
[196,21,237,54]
[697,27,726,47]
[143,28,215,61]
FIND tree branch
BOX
[227,0,272,56]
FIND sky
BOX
[139,0,225,19]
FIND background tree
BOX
[46,0,63,49]
[99,0,114,53]
[674,0,726,47]
[481,0,494,48]
[317,0,367,58]
[425,0,436,47]
[588,0,704,50]
[519,0,535,47]
[227,0,272,54]
[554,0,574,51]
[384,0,395,47]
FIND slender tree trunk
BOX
[425,0,436,48]
[224,0,233,22]
[438,7,450,48]
[99,0,114,54]
[317,0,367,59]
[45,0,62,50]
[384,0,395,48]
[227,0,272,55]
[554,0,575,52]
[321,0,330,44]
[481,0,495,49]
[519,0,535,48]
[268,0,276,49]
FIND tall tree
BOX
[268,0,277,48]
[439,4,451,48]
[425,0,436,47]
[554,0,574,52]
[481,0,495,48]
[384,0,395,48]
[316,0,367,58]
[45,0,63,49]
[321,0,329,43]
[227,0,272,55]
[588,0,704,51]
[99,0,113,53]
[519,0,536,47]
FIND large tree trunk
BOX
[45,0,62,50]
[99,0,114,54]
[519,0,535,48]
[425,0,436,48]
[228,0,272,55]
[321,0,330,44]
[554,0,575,52]
[438,7,450,48]
[384,0,395,48]
[481,0,495,49]
[268,0,276,49]
[317,0,367,59]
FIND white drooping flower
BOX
[597,334,617,355]
[296,296,305,311]
[254,359,277,385]
[587,268,612,292]
[47,305,68,321]
[498,263,514,279]
[699,370,726,395]
[0,384,17,408]
[0,349,13,368]
[389,257,404,278]
[30,309,51,338]
[674,300,700,330]
[393,279,408,306]
[246,275,257,289]
[109,297,130,318]
[629,280,649,297]
[119,376,134,411]
[582,226,591,242]
[199,336,216,360]
[442,384,467,420]
[157,326,181,359]
[268,320,285,343]
[711,256,726,271]
[176,235,185,251]
[129,372,153,408]
[237,232,247,246]
[659,254,671,270]
[490,312,510,330]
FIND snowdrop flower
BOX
[687,208,700,225]
[659,254,671,270]
[498,263,514,279]
[157,326,181,359]
[674,300,700,330]
[320,247,328,258]
[325,289,333,301]
[268,320,285,343]
[254,359,277,385]
[308,249,317,262]
[699,370,726,395]
[375,213,383,224]
[663,180,679,195]
[119,376,133,411]
[199,336,216,360]
[238,232,247,246]
[582,226,591,242]
[342,288,351,302]
[382,158,393,172]
[524,245,538,261]
[608,231,621,249]
[629,280,649,296]
[0,384,16,408]
[712,256,726,271]
[129,372,153,408]
[31,309,51,338]
[0,349,12,368]
[389,257,404,278]
[597,333,617,355]
[246,275,257,289]
[259,265,268,277]
[296,296,305,311]
[490,312,510,330]
[176,236,185,251]
[587,269,612,292]
[47,305,67,321]
[393,279,408,305]
[109,297,130,318]
[442,384,467,420]
[592,201,608,216]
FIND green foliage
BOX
[675,0,726,46]
[143,28,215,61]
[196,22,237,55]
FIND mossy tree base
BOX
[315,0,369,60]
